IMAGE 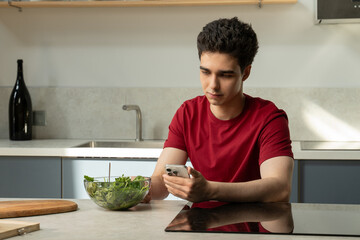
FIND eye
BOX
[221,73,235,79]
[200,70,210,75]
[222,73,234,77]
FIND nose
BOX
[209,74,220,91]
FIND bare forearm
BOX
[208,177,291,203]
[150,147,188,200]
[150,175,169,200]
[207,156,294,203]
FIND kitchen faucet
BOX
[122,105,143,141]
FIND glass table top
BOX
[165,201,360,237]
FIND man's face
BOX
[200,52,244,107]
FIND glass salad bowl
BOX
[84,175,151,210]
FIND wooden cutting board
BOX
[0,220,39,239]
[0,200,78,219]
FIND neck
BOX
[210,93,246,120]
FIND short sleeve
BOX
[258,113,293,165]
[164,104,187,152]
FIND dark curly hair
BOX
[197,17,259,73]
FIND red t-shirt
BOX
[164,94,293,183]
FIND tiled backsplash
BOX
[1,87,360,141]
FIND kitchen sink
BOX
[74,141,164,149]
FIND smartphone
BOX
[165,164,190,178]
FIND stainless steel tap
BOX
[122,105,143,141]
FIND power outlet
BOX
[33,111,46,126]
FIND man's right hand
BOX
[163,167,213,203]
[149,147,188,200]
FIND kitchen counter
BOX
[1,139,360,160]
[0,139,163,158]
[3,199,360,240]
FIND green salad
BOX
[84,175,150,210]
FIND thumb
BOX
[188,167,201,178]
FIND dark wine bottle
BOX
[9,59,33,140]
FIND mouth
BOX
[207,92,223,99]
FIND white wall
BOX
[0,0,359,88]
[1,0,360,141]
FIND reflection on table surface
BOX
[165,201,294,234]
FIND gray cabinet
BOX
[2,155,358,204]
[297,160,360,204]
[0,156,61,198]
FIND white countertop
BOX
[3,199,360,240]
[292,141,360,160]
[1,139,360,160]
[0,139,163,159]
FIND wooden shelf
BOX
[0,0,297,8]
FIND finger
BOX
[164,177,191,197]
[163,174,190,185]
[187,166,192,176]
[163,177,189,192]
[188,167,201,178]
[166,183,188,200]
[163,174,193,200]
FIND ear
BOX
[241,65,252,82]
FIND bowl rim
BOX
[84,176,151,182]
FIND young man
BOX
[149,17,294,203]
